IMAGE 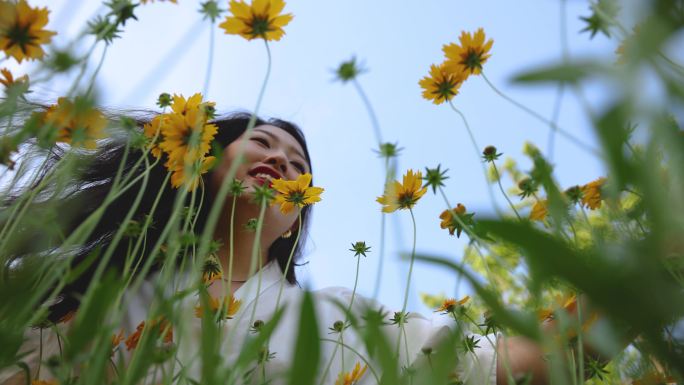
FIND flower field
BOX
[1,0,683,384]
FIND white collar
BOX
[233,260,291,316]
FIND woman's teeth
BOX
[254,173,275,182]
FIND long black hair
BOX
[2,111,313,323]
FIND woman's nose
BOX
[265,153,288,174]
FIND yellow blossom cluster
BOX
[529,177,607,221]
[143,93,218,191]
[39,97,108,150]
[0,0,56,63]
[419,28,493,105]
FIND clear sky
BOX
[9,0,633,314]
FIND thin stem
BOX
[373,156,392,300]
[395,208,418,361]
[202,21,216,97]
[347,253,362,314]
[480,72,600,157]
[274,211,303,311]
[576,295,585,385]
[448,100,501,216]
[491,162,522,220]
[85,44,109,98]
[352,78,382,145]
[67,40,99,97]
[226,194,238,295]
[400,209,417,314]
[195,40,272,268]
[319,338,380,384]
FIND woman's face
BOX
[211,124,310,233]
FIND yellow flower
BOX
[439,203,473,237]
[0,67,28,88]
[125,317,173,351]
[581,177,606,210]
[376,169,427,213]
[170,92,207,116]
[334,362,368,385]
[443,28,493,76]
[44,97,107,150]
[142,115,165,159]
[168,155,216,190]
[435,295,470,314]
[529,199,547,221]
[194,295,242,320]
[219,0,293,41]
[271,173,324,214]
[418,63,467,105]
[0,0,56,63]
[159,108,218,167]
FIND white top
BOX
[3,261,497,385]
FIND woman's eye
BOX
[252,137,270,147]
[291,162,305,173]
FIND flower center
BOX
[462,49,483,70]
[287,191,305,204]
[251,16,270,37]
[6,22,34,53]
[437,80,456,97]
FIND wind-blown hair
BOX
[1,111,313,323]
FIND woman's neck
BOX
[213,204,274,283]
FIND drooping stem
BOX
[352,78,383,145]
[448,100,501,216]
[480,72,599,157]
[202,21,216,97]
[491,161,522,220]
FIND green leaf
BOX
[512,61,605,84]
[413,253,540,340]
[288,291,320,385]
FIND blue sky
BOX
[9,0,632,313]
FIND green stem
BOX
[67,40,99,97]
[491,162,522,220]
[347,252,362,314]
[195,40,272,272]
[576,295,585,385]
[226,193,238,295]
[246,201,268,326]
[319,338,380,384]
[351,78,383,145]
[480,72,599,157]
[448,100,502,216]
[85,44,109,98]
[400,208,417,314]
[395,208,418,360]
[373,156,392,300]
[274,211,303,311]
[202,21,216,97]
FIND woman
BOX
[1,108,565,385]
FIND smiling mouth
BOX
[248,166,282,187]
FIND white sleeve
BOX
[315,287,497,385]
